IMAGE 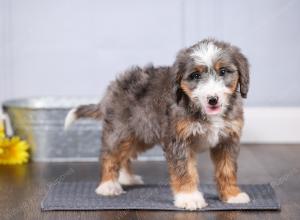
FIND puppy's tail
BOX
[64,104,102,130]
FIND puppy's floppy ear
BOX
[172,48,189,103]
[173,48,189,83]
[232,48,250,98]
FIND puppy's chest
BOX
[186,118,227,148]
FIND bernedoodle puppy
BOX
[65,38,250,210]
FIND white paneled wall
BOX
[0,0,12,104]
[0,0,184,103]
[0,0,300,106]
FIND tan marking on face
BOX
[214,60,226,72]
[210,148,241,201]
[214,60,239,94]
[195,65,208,73]
[169,150,199,193]
[180,81,193,98]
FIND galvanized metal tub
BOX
[2,97,163,161]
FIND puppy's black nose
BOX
[208,96,218,106]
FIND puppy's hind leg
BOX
[95,137,139,196]
[118,159,144,185]
[96,138,132,196]
[95,151,125,196]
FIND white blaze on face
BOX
[190,41,230,115]
[191,76,230,115]
[190,42,221,67]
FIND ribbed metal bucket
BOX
[2,97,163,161]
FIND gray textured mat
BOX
[41,182,280,211]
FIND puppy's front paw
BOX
[95,181,125,196]
[226,192,250,204]
[174,191,208,210]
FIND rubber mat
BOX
[41,182,280,211]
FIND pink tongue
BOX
[205,106,221,115]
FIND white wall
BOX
[0,0,12,104]
[0,0,300,107]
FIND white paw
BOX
[118,168,144,185]
[226,192,250,204]
[174,191,208,210]
[95,181,125,196]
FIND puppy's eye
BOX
[219,68,227,76]
[189,72,201,80]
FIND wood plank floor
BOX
[0,144,300,220]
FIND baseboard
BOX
[242,107,300,143]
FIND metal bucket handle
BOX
[1,112,13,137]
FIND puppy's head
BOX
[173,39,249,116]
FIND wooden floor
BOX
[0,144,300,220]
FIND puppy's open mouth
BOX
[205,105,222,115]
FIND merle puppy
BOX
[65,38,250,210]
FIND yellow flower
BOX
[0,137,29,165]
[0,121,29,165]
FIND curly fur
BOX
[65,38,250,210]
